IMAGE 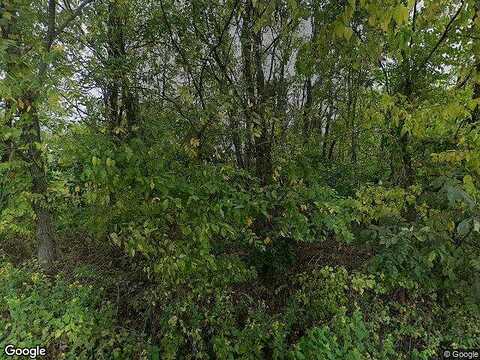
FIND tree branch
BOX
[417,0,465,71]
[54,0,96,39]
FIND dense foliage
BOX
[1,0,479,358]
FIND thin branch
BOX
[456,68,473,89]
[55,0,96,39]
[159,0,206,110]
[263,18,294,54]
[417,0,466,71]
[194,0,239,101]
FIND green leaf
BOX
[393,5,409,25]
[445,185,475,209]
[457,218,472,238]
[473,219,480,233]
[2,11,12,21]
[334,21,345,39]
[343,27,353,41]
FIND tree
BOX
[0,0,95,268]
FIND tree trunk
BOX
[303,77,312,142]
[241,0,272,185]
[276,61,287,143]
[229,113,245,168]
[24,103,57,267]
[253,29,272,185]
[4,0,92,268]
[472,1,480,123]
[346,72,357,164]
[240,0,255,169]
[328,140,336,161]
[35,204,57,266]
[390,67,414,186]
[106,0,138,137]
[322,105,333,159]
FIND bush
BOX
[0,258,147,359]
[290,310,395,360]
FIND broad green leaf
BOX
[393,5,409,25]
[457,218,472,238]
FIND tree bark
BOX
[106,0,138,137]
[472,1,480,123]
[322,104,333,159]
[240,0,255,169]
[328,139,336,161]
[253,28,272,185]
[4,0,92,268]
[303,77,312,142]
[241,0,272,184]
[229,113,245,168]
[22,101,57,267]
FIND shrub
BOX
[0,258,147,359]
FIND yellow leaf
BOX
[52,44,64,53]
[190,137,200,147]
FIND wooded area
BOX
[1,0,480,358]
